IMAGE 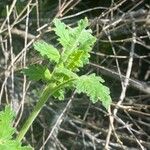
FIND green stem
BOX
[16,79,74,142]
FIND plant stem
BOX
[16,79,74,142]
[16,83,54,141]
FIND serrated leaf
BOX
[0,106,15,140]
[0,106,32,150]
[51,67,77,100]
[22,64,51,81]
[53,89,65,100]
[75,74,111,109]
[54,67,78,80]
[33,40,60,63]
[53,18,96,71]
[53,19,70,49]
[65,50,90,72]
[0,140,32,150]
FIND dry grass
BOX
[0,0,149,149]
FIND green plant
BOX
[17,18,112,142]
[0,106,32,150]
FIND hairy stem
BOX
[16,79,74,142]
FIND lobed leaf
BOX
[53,19,70,49]
[24,18,111,110]
[53,89,65,100]
[65,50,90,72]
[53,18,96,71]
[54,67,78,80]
[33,40,60,63]
[0,106,32,150]
[52,67,78,100]
[75,74,111,109]
[22,64,51,82]
[0,106,15,140]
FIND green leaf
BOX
[53,18,96,71]
[53,18,70,49]
[33,40,60,63]
[65,50,90,72]
[53,18,89,51]
[54,67,78,80]
[75,74,111,109]
[0,141,32,150]
[0,106,15,140]
[22,64,51,81]
[52,67,78,100]
[0,106,32,150]
[53,89,65,100]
